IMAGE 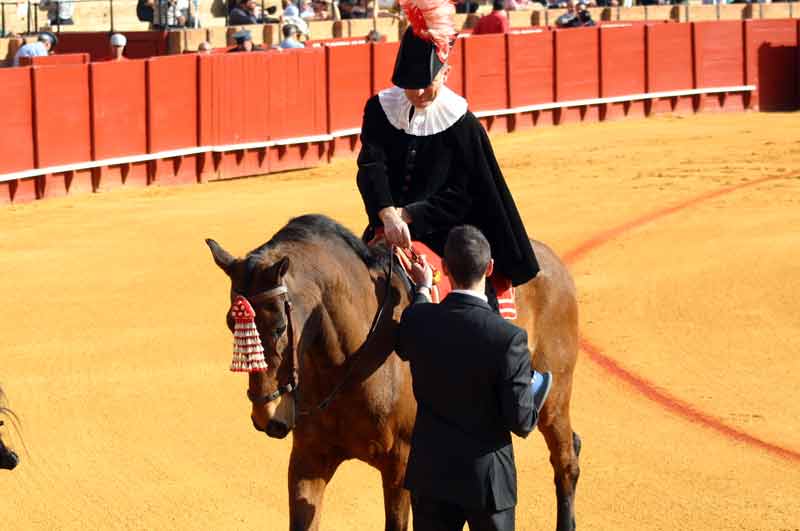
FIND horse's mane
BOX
[246,214,390,271]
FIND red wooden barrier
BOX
[600,25,646,120]
[744,19,798,111]
[5,20,799,206]
[0,67,35,203]
[646,22,694,114]
[372,41,400,94]
[19,53,90,66]
[146,54,199,184]
[147,54,198,152]
[507,30,554,128]
[554,27,600,124]
[91,60,148,160]
[32,64,93,197]
[326,43,371,157]
[91,59,149,190]
[268,48,328,171]
[0,68,35,174]
[692,21,745,112]
[463,33,508,113]
[326,43,371,132]
[446,37,464,97]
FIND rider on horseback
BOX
[356,0,539,316]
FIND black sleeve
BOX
[498,329,536,438]
[356,98,395,227]
[395,294,429,361]
[404,129,473,235]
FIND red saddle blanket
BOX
[394,242,517,320]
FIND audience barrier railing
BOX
[0,18,797,204]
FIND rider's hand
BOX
[379,207,411,249]
[410,255,433,289]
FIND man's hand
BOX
[410,254,433,289]
[379,207,411,249]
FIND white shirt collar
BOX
[377,85,468,136]
[450,289,488,303]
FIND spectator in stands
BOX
[40,0,75,26]
[454,0,478,13]
[282,0,299,16]
[472,0,509,35]
[555,0,578,27]
[229,29,263,52]
[137,0,155,22]
[198,41,213,53]
[299,0,316,18]
[154,0,192,28]
[13,31,57,66]
[338,0,367,18]
[229,0,261,23]
[504,0,533,9]
[576,2,595,25]
[108,33,128,61]
[279,23,304,48]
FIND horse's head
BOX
[206,238,299,439]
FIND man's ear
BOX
[206,239,236,275]
[485,259,494,279]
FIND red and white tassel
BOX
[230,295,268,373]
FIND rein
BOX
[242,249,395,422]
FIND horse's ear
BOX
[206,239,236,275]
[276,256,290,280]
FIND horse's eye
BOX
[274,325,287,337]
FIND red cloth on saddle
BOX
[395,242,453,304]
[368,228,517,318]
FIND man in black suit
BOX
[396,225,553,531]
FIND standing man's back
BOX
[397,226,552,531]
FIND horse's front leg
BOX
[380,456,411,531]
[288,443,343,531]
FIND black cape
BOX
[356,94,539,286]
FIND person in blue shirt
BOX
[13,31,57,67]
[278,24,305,49]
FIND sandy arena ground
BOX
[0,112,798,530]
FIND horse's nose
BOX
[0,449,19,470]
[266,420,290,439]
[251,416,266,432]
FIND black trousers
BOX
[411,493,515,531]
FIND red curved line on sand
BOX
[579,337,800,463]
[563,174,800,463]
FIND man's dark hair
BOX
[283,24,298,38]
[444,225,491,287]
[492,0,505,10]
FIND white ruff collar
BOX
[378,85,468,136]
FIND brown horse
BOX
[206,214,580,531]
[0,387,20,471]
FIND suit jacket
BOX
[396,292,537,511]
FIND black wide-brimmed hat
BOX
[391,0,457,89]
[392,28,446,90]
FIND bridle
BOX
[240,251,394,424]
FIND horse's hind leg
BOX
[288,444,343,531]
[539,393,581,531]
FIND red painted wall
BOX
[0,68,35,173]
[2,20,798,204]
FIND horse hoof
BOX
[572,432,582,458]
